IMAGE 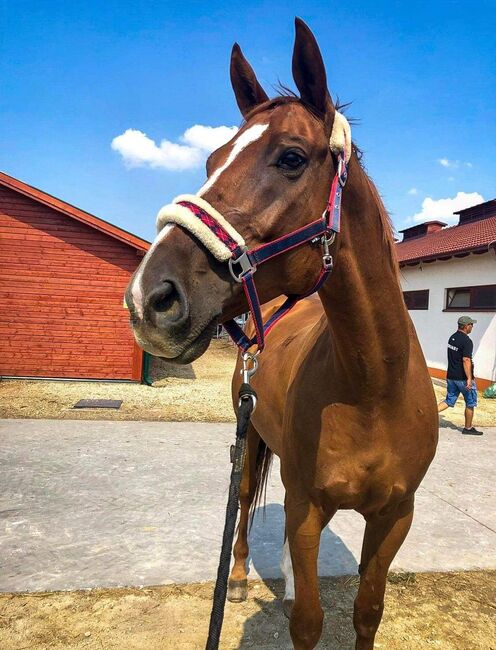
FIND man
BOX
[438,316,482,435]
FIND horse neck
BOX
[317,155,410,400]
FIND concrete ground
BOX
[0,419,494,593]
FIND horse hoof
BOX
[227,579,248,602]
[282,599,294,618]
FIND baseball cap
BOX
[458,316,477,326]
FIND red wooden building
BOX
[0,172,150,380]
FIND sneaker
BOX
[462,427,483,436]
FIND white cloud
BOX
[408,187,418,195]
[111,129,201,170]
[438,158,459,168]
[111,124,238,171]
[181,125,238,152]
[411,191,485,225]
[437,158,473,170]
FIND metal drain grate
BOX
[73,399,123,409]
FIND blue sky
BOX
[1,0,495,242]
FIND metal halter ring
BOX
[239,392,257,413]
[323,231,336,247]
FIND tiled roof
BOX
[396,215,496,265]
[0,171,150,251]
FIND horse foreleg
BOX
[353,496,415,650]
[286,496,327,650]
[227,423,260,603]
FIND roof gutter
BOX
[398,245,490,267]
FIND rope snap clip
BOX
[238,352,258,412]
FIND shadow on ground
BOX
[238,503,359,648]
[438,417,462,431]
[150,356,197,381]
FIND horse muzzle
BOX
[125,280,218,363]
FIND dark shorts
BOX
[444,379,478,408]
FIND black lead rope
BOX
[205,382,257,650]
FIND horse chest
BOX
[281,404,416,513]
[310,454,409,513]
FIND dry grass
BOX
[0,340,494,426]
[433,382,496,427]
[0,571,494,649]
[0,339,238,423]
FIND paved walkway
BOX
[0,419,494,593]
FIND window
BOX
[445,285,496,311]
[403,290,429,310]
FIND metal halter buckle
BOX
[228,251,257,283]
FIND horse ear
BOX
[292,18,335,124]
[230,43,269,118]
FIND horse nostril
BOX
[152,282,175,313]
[148,281,184,323]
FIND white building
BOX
[397,200,496,390]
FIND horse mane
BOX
[361,169,401,284]
[243,94,401,284]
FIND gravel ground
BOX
[0,572,495,649]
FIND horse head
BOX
[125,18,349,363]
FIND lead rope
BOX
[205,354,258,650]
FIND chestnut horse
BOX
[125,19,438,650]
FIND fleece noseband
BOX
[156,112,351,353]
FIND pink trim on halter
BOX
[177,201,242,254]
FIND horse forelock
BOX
[243,95,323,125]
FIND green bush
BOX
[483,383,496,399]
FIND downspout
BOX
[142,352,153,386]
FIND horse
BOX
[125,18,438,650]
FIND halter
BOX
[156,112,351,355]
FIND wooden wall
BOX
[0,185,143,380]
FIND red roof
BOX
[0,171,150,252]
[396,214,496,265]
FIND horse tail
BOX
[249,435,274,530]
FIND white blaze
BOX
[130,122,269,318]
[130,223,174,318]
[197,123,269,196]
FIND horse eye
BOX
[277,150,307,171]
